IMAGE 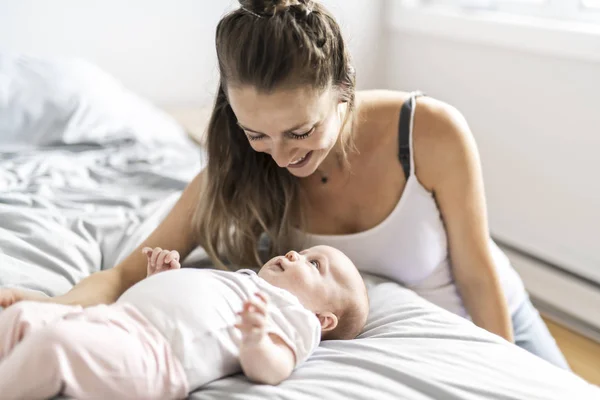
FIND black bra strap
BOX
[398,92,424,179]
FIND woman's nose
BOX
[285,251,300,262]
[271,142,296,168]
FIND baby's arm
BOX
[142,247,181,277]
[237,292,296,385]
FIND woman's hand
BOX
[0,287,50,309]
[0,247,182,309]
[142,247,181,277]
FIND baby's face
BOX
[258,245,359,313]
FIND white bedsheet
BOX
[1,54,597,400]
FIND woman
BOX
[0,0,569,368]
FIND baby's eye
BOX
[310,260,320,269]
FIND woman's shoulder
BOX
[354,90,462,139]
[354,90,409,133]
[355,90,476,190]
[355,89,462,127]
[352,90,410,153]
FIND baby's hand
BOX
[143,247,181,277]
[236,292,270,348]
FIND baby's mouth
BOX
[275,260,285,272]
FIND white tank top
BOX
[293,93,525,317]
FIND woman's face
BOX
[227,85,343,178]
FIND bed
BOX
[1,54,598,400]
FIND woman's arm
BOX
[1,171,205,308]
[415,98,514,342]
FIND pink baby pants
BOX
[0,301,189,400]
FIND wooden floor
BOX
[543,317,600,386]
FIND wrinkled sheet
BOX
[1,54,598,399]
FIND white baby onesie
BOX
[117,268,321,390]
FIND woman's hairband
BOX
[240,2,313,19]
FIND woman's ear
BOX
[316,311,338,332]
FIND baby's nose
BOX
[285,251,300,262]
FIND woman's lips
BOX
[287,151,313,169]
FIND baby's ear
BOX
[316,312,338,333]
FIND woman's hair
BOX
[193,0,356,269]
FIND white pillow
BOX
[0,53,190,149]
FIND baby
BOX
[0,245,369,400]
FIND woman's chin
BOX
[287,167,317,179]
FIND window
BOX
[390,0,600,64]
[415,0,600,22]
[583,0,600,9]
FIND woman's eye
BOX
[310,260,320,269]
[246,133,265,142]
[290,126,315,140]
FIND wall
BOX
[0,0,385,107]
[382,17,600,283]
[0,0,227,107]
[323,0,385,90]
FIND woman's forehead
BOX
[228,85,335,127]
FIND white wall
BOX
[382,21,600,282]
[0,0,228,107]
[0,0,384,107]
[322,0,385,90]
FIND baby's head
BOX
[259,245,369,340]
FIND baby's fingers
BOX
[165,250,180,264]
[244,297,267,316]
[156,249,171,268]
[254,291,270,306]
[239,310,266,328]
[150,247,163,267]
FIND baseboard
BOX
[498,245,600,344]
[533,297,600,344]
